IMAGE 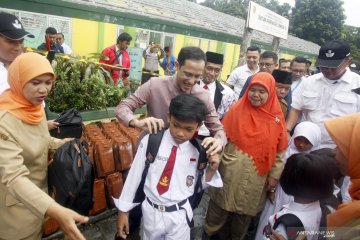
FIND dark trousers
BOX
[141,69,159,85]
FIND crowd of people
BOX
[0,10,360,240]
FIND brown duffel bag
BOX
[113,137,134,171]
[43,217,59,237]
[105,172,123,208]
[94,141,115,178]
[89,178,107,215]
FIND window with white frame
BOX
[0,8,71,49]
[134,28,175,50]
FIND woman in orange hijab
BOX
[325,113,360,239]
[0,52,87,240]
[204,72,288,239]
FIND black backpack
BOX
[262,213,306,240]
[133,129,208,208]
[48,139,94,215]
[50,108,83,139]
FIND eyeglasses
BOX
[258,62,274,67]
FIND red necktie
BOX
[203,84,209,90]
[157,146,177,195]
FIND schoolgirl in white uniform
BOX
[256,121,321,240]
[263,153,334,240]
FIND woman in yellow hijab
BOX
[0,53,87,240]
[325,113,360,239]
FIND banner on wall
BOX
[128,47,143,82]
[247,1,289,40]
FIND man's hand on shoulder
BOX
[130,117,165,134]
[202,137,222,156]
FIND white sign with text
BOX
[247,1,289,39]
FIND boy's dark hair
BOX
[45,27,57,35]
[247,46,261,53]
[117,32,132,44]
[280,153,334,202]
[177,46,206,67]
[169,94,209,123]
[260,51,278,63]
[164,46,170,52]
[291,56,308,66]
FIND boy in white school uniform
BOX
[115,94,223,240]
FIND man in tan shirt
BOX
[116,46,226,154]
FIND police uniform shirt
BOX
[114,129,223,217]
[291,68,360,149]
[144,48,160,72]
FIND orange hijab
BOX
[0,52,55,125]
[325,113,360,228]
[222,72,288,176]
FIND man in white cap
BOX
[286,40,360,148]
[0,12,34,94]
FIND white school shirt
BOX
[291,69,360,148]
[266,201,321,240]
[0,62,9,94]
[226,64,258,98]
[198,80,236,136]
[114,129,223,220]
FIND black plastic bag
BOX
[50,108,83,139]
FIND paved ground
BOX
[42,193,210,240]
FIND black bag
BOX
[48,139,94,215]
[50,108,83,139]
[263,213,306,240]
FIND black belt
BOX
[146,197,187,212]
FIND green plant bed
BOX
[47,55,141,114]
[46,105,147,121]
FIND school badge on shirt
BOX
[186,175,194,187]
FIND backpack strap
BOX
[133,129,166,203]
[188,138,208,209]
[273,213,305,239]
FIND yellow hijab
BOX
[0,52,55,125]
[325,113,360,228]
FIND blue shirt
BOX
[161,55,176,75]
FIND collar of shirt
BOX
[245,63,259,74]
[164,128,188,151]
[321,67,352,85]
[199,80,216,93]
